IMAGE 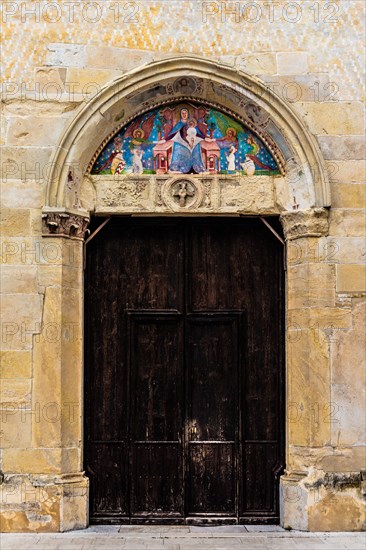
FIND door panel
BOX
[87,443,129,520]
[186,316,239,441]
[129,315,184,442]
[84,217,285,524]
[186,315,240,516]
[242,443,279,514]
[129,314,184,517]
[131,443,183,517]
[188,444,236,514]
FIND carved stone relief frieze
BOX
[90,173,281,216]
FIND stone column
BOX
[0,211,89,532]
[279,208,365,531]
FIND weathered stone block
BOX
[32,281,83,450]
[0,180,43,209]
[319,447,366,472]
[0,208,30,237]
[0,351,32,378]
[288,307,352,332]
[336,265,366,292]
[0,379,31,407]
[0,237,80,267]
[2,100,80,117]
[66,68,121,90]
[330,302,366,446]
[326,160,366,184]
[1,147,53,181]
[32,285,62,448]
[30,208,43,236]
[85,45,155,71]
[1,293,43,351]
[287,329,331,447]
[0,474,88,532]
[329,209,366,237]
[281,470,366,531]
[260,74,330,102]
[2,449,62,474]
[288,263,336,309]
[0,266,38,293]
[327,237,366,264]
[280,472,308,531]
[220,53,277,75]
[317,136,365,161]
[293,102,365,135]
[45,44,86,68]
[277,52,308,75]
[0,410,32,448]
[332,184,366,209]
[34,67,67,88]
[6,117,67,147]
[308,492,365,531]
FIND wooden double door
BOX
[84,217,285,524]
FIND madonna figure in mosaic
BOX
[163,109,207,173]
[91,102,279,176]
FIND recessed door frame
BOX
[83,216,286,524]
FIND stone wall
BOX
[1,0,365,532]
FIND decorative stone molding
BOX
[43,56,330,212]
[42,209,90,240]
[91,174,280,215]
[280,208,329,241]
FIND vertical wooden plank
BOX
[129,315,184,517]
[186,315,239,516]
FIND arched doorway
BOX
[41,56,330,530]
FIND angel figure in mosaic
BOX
[96,137,126,175]
[226,145,237,173]
[246,135,273,170]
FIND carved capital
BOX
[42,210,90,240]
[280,208,329,241]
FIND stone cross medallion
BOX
[162,177,205,211]
[172,180,195,207]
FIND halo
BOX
[226,127,237,137]
[133,128,145,139]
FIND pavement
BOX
[1,525,365,550]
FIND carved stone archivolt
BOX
[42,210,90,240]
[43,57,330,216]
